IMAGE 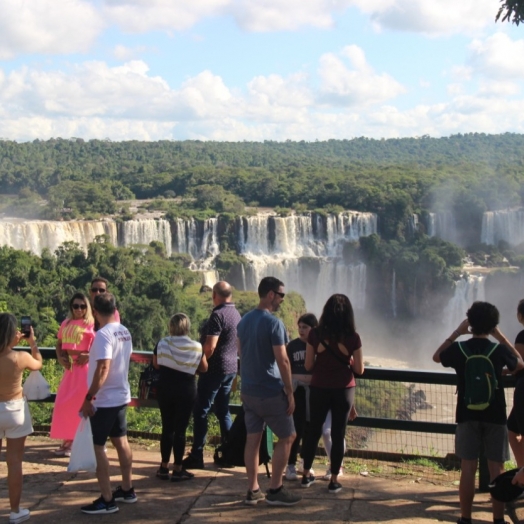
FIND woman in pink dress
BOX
[50,293,95,456]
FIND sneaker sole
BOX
[245,498,265,505]
[114,497,137,504]
[329,487,342,494]
[301,481,316,488]
[265,498,301,506]
[9,515,30,524]
[81,507,120,515]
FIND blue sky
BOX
[1,0,524,141]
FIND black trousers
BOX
[289,385,309,466]
[301,386,355,476]
[157,379,197,465]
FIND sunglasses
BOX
[90,288,106,293]
[273,291,285,298]
[72,304,87,310]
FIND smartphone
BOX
[21,316,31,338]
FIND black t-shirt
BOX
[286,338,311,376]
[440,337,518,424]
[514,329,524,380]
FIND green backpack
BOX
[458,342,499,410]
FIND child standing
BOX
[433,301,524,524]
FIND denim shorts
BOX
[241,390,295,439]
[0,398,33,439]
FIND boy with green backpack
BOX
[433,301,524,524]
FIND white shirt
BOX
[88,322,133,408]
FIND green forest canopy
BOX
[2,134,524,242]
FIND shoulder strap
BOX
[457,342,470,359]
[322,339,350,366]
[485,342,499,358]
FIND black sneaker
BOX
[182,454,205,469]
[328,481,342,493]
[171,469,195,482]
[301,475,316,488]
[156,466,170,480]
[112,486,137,504]
[81,495,119,514]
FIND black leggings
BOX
[301,386,355,476]
[289,385,309,466]
[157,379,197,466]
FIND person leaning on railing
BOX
[0,313,43,524]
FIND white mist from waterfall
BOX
[426,211,457,243]
[239,212,377,313]
[481,208,524,246]
[391,270,397,318]
[443,274,486,333]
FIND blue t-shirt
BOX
[237,308,289,398]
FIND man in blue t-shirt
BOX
[237,276,301,507]
[183,281,241,469]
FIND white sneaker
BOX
[322,467,344,480]
[285,464,298,480]
[9,508,30,524]
[297,459,314,476]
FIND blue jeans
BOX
[191,372,236,457]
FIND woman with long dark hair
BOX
[50,292,95,456]
[0,313,42,523]
[300,294,364,494]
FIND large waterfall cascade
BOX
[238,211,377,312]
[426,211,457,243]
[481,208,524,246]
[443,274,486,334]
[0,211,377,313]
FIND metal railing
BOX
[20,347,515,489]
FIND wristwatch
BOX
[85,393,95,401]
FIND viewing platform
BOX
[2,437,524,524]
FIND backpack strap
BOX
[484,342,499,358]
[457,342,470,359]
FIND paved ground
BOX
[2,437,524,523]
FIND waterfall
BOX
[426,213,437,237]
[173,217,219,270]
[239,211,377,313]
[391,270,397,318]
[0,219,118,254]
[119,219,172,256]
[443,274,486,333]
[480,208,524,246]
[427,211,457,243]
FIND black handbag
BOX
[138,363,160,400]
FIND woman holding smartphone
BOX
[50,293,95,456]
[0,313,42,524]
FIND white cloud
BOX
[0,0,103,59]
[353,0,495,36]
[468,33,524,80]
[113,45,149,61]
[317,45,405,106]
[102,0,230,33]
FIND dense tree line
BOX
[0,238,305,351]
[1,134,524,241]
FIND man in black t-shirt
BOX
[182,281,241,469]
[433,301,523,524]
